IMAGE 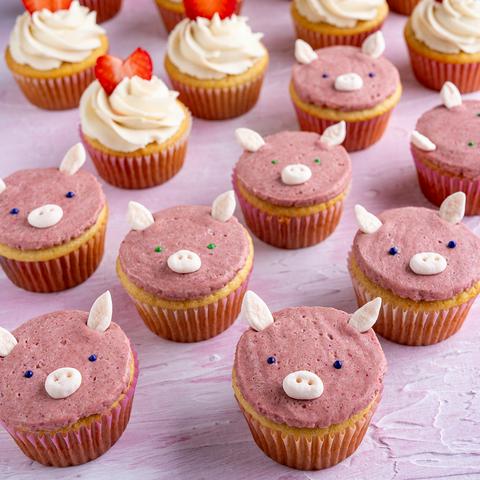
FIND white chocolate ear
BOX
[212,190,236,222]
[241,291,274,332]
[235,128,265,152]
[0,327,17,357]
[411,131,436,152]
[440,81,462,109]
[87,291,112,333]
[320,121,346,147]
[127,201,154,231]
[349,297,382,333]
[0,179,5,194]
[439,192,466,224]
[59,143,86,175]
[295,39,318,65]
[354,205,382,234]
[362,31,385,58]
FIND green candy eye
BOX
[314,158,321,164]
[154,246,163,253]
[207,243,216,250]
[271,160,278,165]
[468,141,476,148]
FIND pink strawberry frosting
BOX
[352,207,480,302]
[0,168,105,250]
[0,311,132,430]
[413,100,480,179]
[292,46,400,111]
[234,306,386,429]
[118,205,251,300]
[234,131,352,207]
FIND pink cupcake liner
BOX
[79,0,122,23]
[1,348,138,467]
[413,149,480,216]
[387,0,419,15]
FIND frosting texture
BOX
[234,306,386,429]
[8,1,105,71]
[80,76,187,152]
[411,0,480,54]
[167,13,265,80]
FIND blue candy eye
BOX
[368,72,376,78]
[88,354,97,362]
[322,73,329,79]
[388,247,398,255]
[333,360,343,369]
[24,370,34,378]
[447,240,457,249]
[9,208,19,215]
[66,191,75,198]
[266,356,276,364]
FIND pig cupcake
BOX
[349,193,480,345]
[411,82,480,216]
[233,291,386,470]
[291,33,402,151]
[0,292,138,467]
[0,144,107,292]
[117,192,253,342]
[232,124,352,249]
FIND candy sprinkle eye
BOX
[468,141,476,148]
[154,246,163,253]
[88,354,97,362]
[9,208,19,215]
[271,160,278,165]
[207,243,216,250]
[447,240,457,249]
[65,191,75,198]
[267,356,277,364]
[333,360,343,369]
[24,370,34,378]
[368,72,376,78]
[388,246,399,256]
[314,158,321,164]
[322,73,329,79]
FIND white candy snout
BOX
[28,204,63,229]
[283,370,324,400]
[281,164,312,186]
[335,73,363,92]
[167,250,201,274]
[409,252,447,276]
[45,367,82,399]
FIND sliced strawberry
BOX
[183,0,237,20]
[22,0,72,14]
[95,48,153,96]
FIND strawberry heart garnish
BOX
[183,0,237,20]
[94,48,153,96]
[22,0,72,14]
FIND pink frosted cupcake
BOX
[79,0,123,23]
[233,291,386,470]
[233,125,352,249]
[411,82,480,216]
[0,292,138,467]
[117,192,253,342]
[349,193,480,345]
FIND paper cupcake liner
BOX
[79,0,122,23]
[413,150,480,216]
[128,273,250,343]
[236,395,377,470]
[387,0,419,15]
[406,43,480,93]
[11,66,97,111]
[80,125,190,189]
[349,257,477,346]
[1,348,138,467]
[0,216,106,293]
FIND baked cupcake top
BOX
[294,0,386,28]
[411,0,480,54]
[411,82,480,179]
[9,1,105,71]
[0,292,133,430]
[292,33,400,111]
[234,292,386,429]
[233,125,352,207]
[167,13,266,80]
[118,192,252,300]
[351,193,480,302]
[0,144,105,251]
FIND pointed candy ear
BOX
[440,81,462,109]
[59,143,86,175]
[320,121,346,147]
[0,179,5,195]
[355,205,382,234]
[241,291,274,332]
[87,291,112,333]
[211,190,236,222]
[362,31,385,58]
[295,39,318,65]
[439,192,466,224]
[235,128,265,152]
[127,201,154,231]
[411,131,436,152]
[349,298,382,333]
[0,327,18,357]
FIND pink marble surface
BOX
[1,1,480,479]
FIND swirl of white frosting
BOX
[8,1,105,71]
[167,13,265,80]
[294,0,384,28]
[411,0,480,54]
[80,76,187,153]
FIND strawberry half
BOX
[183,0,237,20]
[22,0,72,14]
[94,48,153,96]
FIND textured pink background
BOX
[1,1,480,479]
